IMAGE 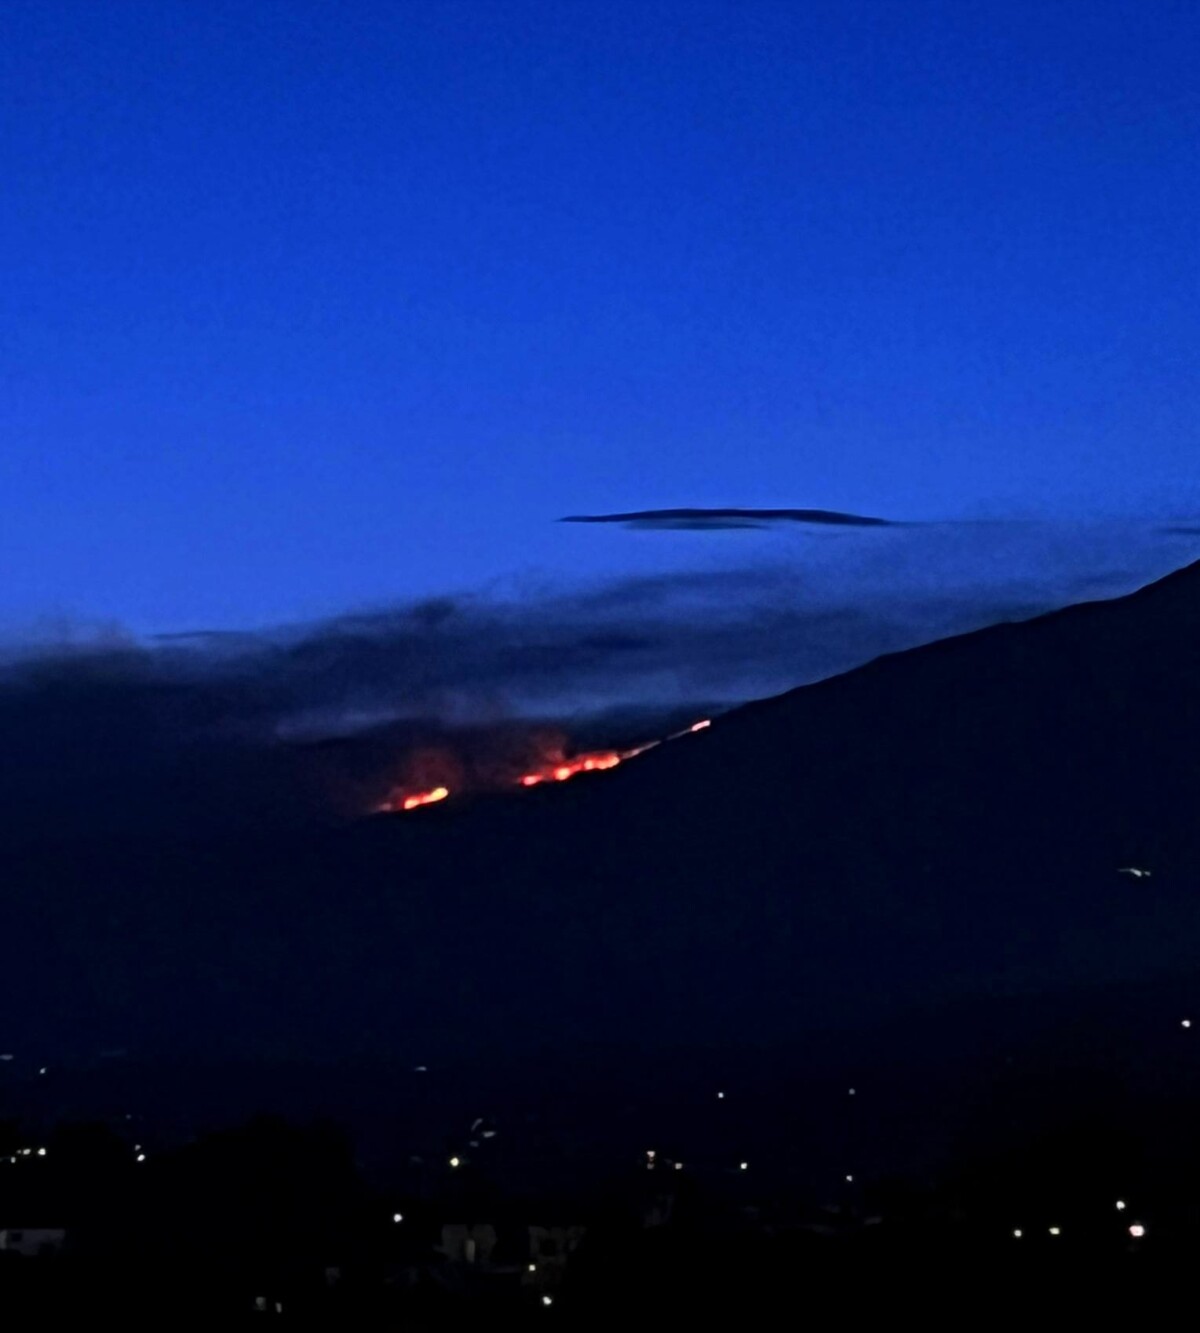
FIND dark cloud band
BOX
[560,507,897,529]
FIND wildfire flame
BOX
[378,720,710,814]
[400,785,449,811]
[517,750,625,787]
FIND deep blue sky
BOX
[2,0,1197,631]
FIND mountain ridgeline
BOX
[4,561,1200,1064]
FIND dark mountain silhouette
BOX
[3,560,1200,1075]
[329,555,1200,1053]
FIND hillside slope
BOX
[4,561,1200,1062]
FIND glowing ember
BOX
[667,717,712,740]
[400,786,449,811]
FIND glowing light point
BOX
[136,1153,146,1163]
[392,1213,403,1224]
[739,1161,748,1171]
[1115,1200,1127,1211]
[449,1156,461,1168]
[542,1295,553,1307]
[845,1174,854,1183]
[1048,1226,1061,1236]
[36,1148,46,1157]
[717,1091,725,1100]
[1012,1229,1023,1239]
[1183,1019,1192,1029]
[528,1263,536,1272]
[1129,1223,1146,1238]
[848,1088,857,1096]
[674,1162,683,1171]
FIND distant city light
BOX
[1129,1224,1146,1238]
[1116,1200,1127,1211]
[1049,1227,1061,1236]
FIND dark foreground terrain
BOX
[5,564,1200,1318]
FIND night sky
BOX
[3,0,1198,639]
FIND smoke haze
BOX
[0,519,1194,838]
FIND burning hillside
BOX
[375,719,710,814]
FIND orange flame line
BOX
[387,719,711,812]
